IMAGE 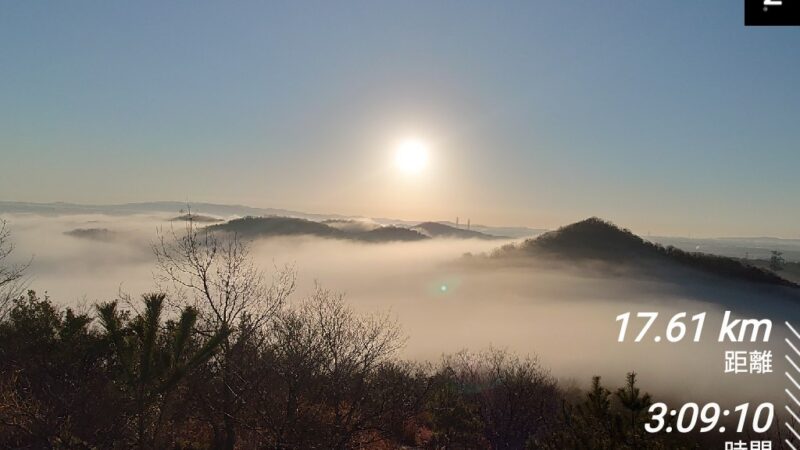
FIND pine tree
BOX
[97,293,228,449]
[615,371,652,446]
[585,376,611,418]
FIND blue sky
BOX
[1,1,799,236]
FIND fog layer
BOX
[2,212,796,407]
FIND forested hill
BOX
[207,216,430,243]
[493,217,798,288]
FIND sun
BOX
[394,139,429,175]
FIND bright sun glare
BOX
[394,139,429,175]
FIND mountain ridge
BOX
[0,200,539,238]
[493,217,797,288]
[207,216,431,243]
[206,217,512,243]
[412,222,502,240]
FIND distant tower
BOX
[467,219,471,231]
[456,217,459,228]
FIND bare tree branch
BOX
[153,215,294,336]
[152,213,295,449]
[0,219,30,320]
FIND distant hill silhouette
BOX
[64,228,120,242]
[208,217,348,239]
[359,226,428,242]
[495,217,797,288]
[0,201,543,238]
[412,222,502,239]
[208,217,429,243]
[171,213,222,223]
[520,218,660,260]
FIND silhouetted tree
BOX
[0,220,29,321]
[0,291,120,448]
[585,376,611,418]
[430,348,561,449]
[242,286,415,448]
[770,250,786,271]
[616,371,652,447]
[427,366,486,448]
[153,215,294,449]
[97,293,228,449]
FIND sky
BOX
[1,1,799,237]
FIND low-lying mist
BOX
[2,212,795,408]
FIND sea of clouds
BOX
[2,211,797,408]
